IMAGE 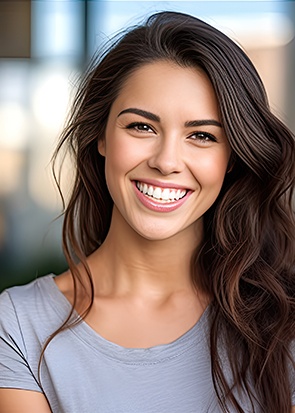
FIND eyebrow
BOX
[185,119,222,128]
[117,107,222,128]
[118,108,160,122]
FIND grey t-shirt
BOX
[0,275,294,413]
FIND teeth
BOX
[153,187,162,199]
[147,186,153,196]
[169,190,176,200]
[162,188,170,201]
[136,181,187,202]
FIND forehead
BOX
[112,60,220,120]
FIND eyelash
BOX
[126,122,154,133]
[126,122,217,143]
[189,131,217,144]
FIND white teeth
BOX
[169,190,176,200]
[153,187,162,199]
[162,188,170,200]
[147,186,153,196]
[136,181,187,202]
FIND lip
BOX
[134,178,191,191]
[132,181,192,212]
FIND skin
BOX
[100,61,230,244]
[1,61,293,412]
[86,61,231,347]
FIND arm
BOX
[0,389,51,413]
[292,407,295,413]
[0,291,51,411]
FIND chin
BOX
[131,221,194,243]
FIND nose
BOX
[147,135,184,175]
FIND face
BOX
[99,61,231,241]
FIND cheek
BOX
[106,134,148,172]
[191,150,230,188]
[104,136,142,195]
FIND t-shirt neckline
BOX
[44,274,210,364]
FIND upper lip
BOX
[134,178,192,191]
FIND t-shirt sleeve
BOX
[0,290,42,392]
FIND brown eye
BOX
[189,131,217,144]
[126,122,154,133]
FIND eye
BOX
[126,122,155,133]
[188,131,217,145]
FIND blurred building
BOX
[0,0,294,291]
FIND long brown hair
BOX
[51,11,295,412]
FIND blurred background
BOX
[0,0,294,292]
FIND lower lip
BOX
[133,182,192,213]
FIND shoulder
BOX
[0,275,69,342]
[0,275,70,394]
[1,275,56,315]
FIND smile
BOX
[136,181,187,203]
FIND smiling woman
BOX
[98,62,231,240]
[0,11,294,413]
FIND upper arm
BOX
[0,291,44,395]
[0,389,51,413]
[292,406,295,413]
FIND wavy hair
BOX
[51,11,295,412]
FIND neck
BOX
[88,207,203,298]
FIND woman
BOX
[0,11,294,413]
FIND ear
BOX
[98,138,106,157]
